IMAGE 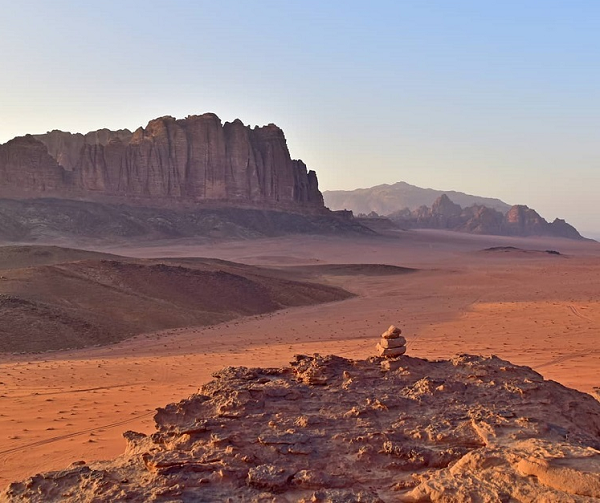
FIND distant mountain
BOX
[387,194,585,240]
[323,181,512,215]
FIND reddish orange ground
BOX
[1,230,598,487]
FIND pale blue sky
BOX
[1,1,599,234]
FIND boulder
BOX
[381,325,402,339]
[378,336,406,348]
[376,344,406,357]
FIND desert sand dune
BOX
[0,251,352,352]
[0,230,599,489]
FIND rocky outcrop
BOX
[460,204,505,235]
[388,195,586,240]
[0,135,67,192]
[504,205,550,236]
[548,217,585,240]
[422,193,463,229]
[5,353,600,501]
[0,114,324,212]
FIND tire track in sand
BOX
[567,305,592,322]
[0,410,154,458]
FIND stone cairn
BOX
[377,325,406,370]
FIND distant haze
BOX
[1,1,599,234]
[324,181,512,216]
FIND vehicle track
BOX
[567,304,593,321]
[0,410,153,458]
[536,348,600,369]
[6,382,153,399]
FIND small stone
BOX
[381,325,402,339]
[377,344,406,357]
[302,373,328,385]
[381,359,404,371]
[379,336,406,348]
[247,464,291,491]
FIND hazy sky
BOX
[1,1,599,234]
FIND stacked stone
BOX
[376,325,406,358]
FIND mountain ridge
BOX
[324,181,512,215]
[387,194,585,240]
[325,182,587,240]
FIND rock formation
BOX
[5,352,600,501]
[376,324,407,358]
[377,325,408,372]
[0,114,324,212]
[388,194,586,240]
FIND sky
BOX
[1,1,599,235]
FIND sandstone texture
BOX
[388,194,585,240]
[5,353,600,502]
[0,114,324,212]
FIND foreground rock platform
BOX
[4,354,600,502]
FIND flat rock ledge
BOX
[4,353,600,502]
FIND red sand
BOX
[1,230,598,487]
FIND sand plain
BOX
[0,229,599,488]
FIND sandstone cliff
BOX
[388,195,586,240]
[0,114,324,212]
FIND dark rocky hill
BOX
[0,114,377,241]
[0,198,368,243]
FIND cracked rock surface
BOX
[4,354,600,502]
